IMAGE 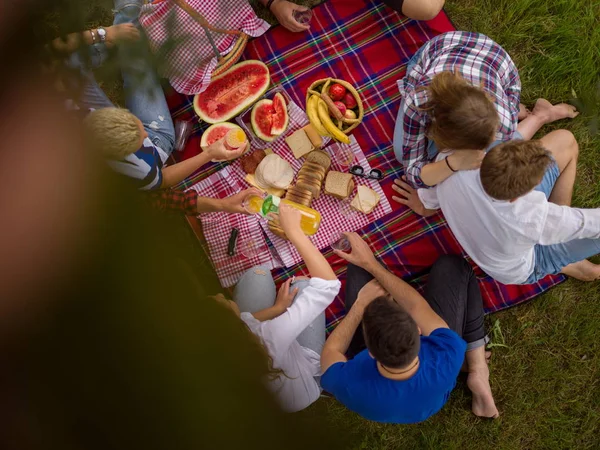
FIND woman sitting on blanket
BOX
[212,204,341,413]
[391,31,577,201]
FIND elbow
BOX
[403,0,445,20]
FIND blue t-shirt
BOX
[321,328,466,424]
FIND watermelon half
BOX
[194,60,270,124]
[270,92,289,136]
[200,122,244,148]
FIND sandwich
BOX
[351,185,380,214]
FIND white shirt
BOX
[419,159,600,284]
[241,278,341,412]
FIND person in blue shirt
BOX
[321,232,499,423]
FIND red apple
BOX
[344,109,357,120]
[333,101,347,116]
[329,83,347,101]
[343,92,358,109]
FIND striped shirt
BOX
[398,31,521,188]
[107,137,169,190]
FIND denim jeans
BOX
[345,256,487,359]
[232,266,327,356]
[67,0,175,155]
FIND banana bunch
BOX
[305,77,363,143]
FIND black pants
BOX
[381,0,406,14]
[345,255,486,358]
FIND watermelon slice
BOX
[194,60,270,124]
[200,122,244,148]
[270,93,289,136]
[251,99,276,142]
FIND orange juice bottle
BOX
[244,195,321,236]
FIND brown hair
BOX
[420,71,499,151]
[362,297,420,369]
[480,140,552,200]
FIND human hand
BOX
[105,23,140,47]
[278,203,303,239]
[220,188,262,215]
[392,176,437,217]
[332,232,378,272]
[446,150,485,171]
[274,279,299,313]
[203,138,247,161]
[270,0,311,33]
[356,279,388,306]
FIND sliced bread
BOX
[351,185,380,214]
[306,150,331,171]
[324,171,354,200]
[286,128,315,159]
[302,124,323,149]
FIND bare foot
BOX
[518,103,531,121]
[467,365,499,419]
[561,260,600,281]
[532,98,579,124]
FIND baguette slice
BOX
[324,171,353,200]
[351,185,380,214]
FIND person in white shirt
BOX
[392,124,600,285]
[212,204,341,412]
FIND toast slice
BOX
[324,171,354,200]
[286,128,315,159]
[351,185,380,214]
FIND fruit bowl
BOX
[305,78,364,138]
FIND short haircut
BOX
[481,140,552,200]
[362,297,420,369]
[84,108,141,159]
[420,71,499,151]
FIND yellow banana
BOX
[317,99,350,144]
[307,95,330,137]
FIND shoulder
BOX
[321,350,373,390]
[425,328,467,354]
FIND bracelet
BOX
[89,29,96,44]
[445,156,457,172]
[266,0,276,10]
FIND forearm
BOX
[323,301,365,355]
[288,231,337,280]
[160,153,212,188]
[419,158,454,187]
[252,305,284,322]
[367,260,423,314]
[51,31,94,54]
[196,196,226,214]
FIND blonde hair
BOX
[419,72,499,151]
[481,140,552,200]
[84,108,141,159]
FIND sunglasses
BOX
[349,165,384,181]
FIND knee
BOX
[432,254,472,276]
[403,0,445,20]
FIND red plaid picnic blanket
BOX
[140,0,270,94]
[166,0,565,329]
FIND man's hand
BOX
[278,203,303,238]
[392,176,437,217]
[274,279,299,313]
[333,232,378,272]
[446,150,485,171]
[105,23,140,48]
[270,0,311,33]
[202,139,247,162]
[356,279,388,307]
[219,188,262,214]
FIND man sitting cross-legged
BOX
[320,233,498,423]
[394,116,600,284]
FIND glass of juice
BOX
[243,194,265,214]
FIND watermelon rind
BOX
[270,92,290,136]
[193,60,270,124]
[200,122,243,147]
[251,99,276,142]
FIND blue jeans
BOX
[525,164,600,283]
[68,0,175,154]
[233,266,327,357]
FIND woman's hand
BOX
[105,23,140,48]
[270,0,311,33]
[278,203,303,239]
[392,176,437,217]
[274,279,299,313]
[202,138,247,161]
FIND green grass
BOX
[84,0,600,447]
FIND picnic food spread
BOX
[245,194,322,237]
[193,60,270,123]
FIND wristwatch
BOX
[97,27,107,43]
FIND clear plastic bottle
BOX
[244,194,321,236]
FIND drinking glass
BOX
[334,146,355,170]
[330,231,351,252]
[239,237,266,259]
[293,9,313,25]
[174,120,193,152]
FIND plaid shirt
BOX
[146,189,198,215]
[398,31,521,188]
